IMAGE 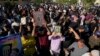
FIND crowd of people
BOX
[0,2,100,56]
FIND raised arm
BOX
[93,27,97,34]
[44,23,51,35]
[69,27,80,40]
[19,23,22,33]
[32,23,36,36]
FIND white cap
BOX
[82,52,90,56]
[91,50,100,56]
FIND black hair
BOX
[76,39,85,43]
[36,26,47,36]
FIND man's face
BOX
[78,41,84,48]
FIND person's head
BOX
[78,26,85,33]
[38,7,44,12]
[21,9,26,17]
[22,32,28,39]
[77,39,85,48]
[91,50,100,56]
[63,9,66,15]
[37,26,47,36]
[72,15,78,21]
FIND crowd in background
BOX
[0,3,100,56]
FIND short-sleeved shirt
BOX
[68,42,89,56]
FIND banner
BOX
[0,34,23,56]
[54,25,61,33]
[33,11,46,26]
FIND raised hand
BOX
[33,22,36,27]
[69,27,74,32]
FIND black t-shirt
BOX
[65,33,75,41]
[90,22,97,33]
[69,21,79,30]
[78,32,89,40]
